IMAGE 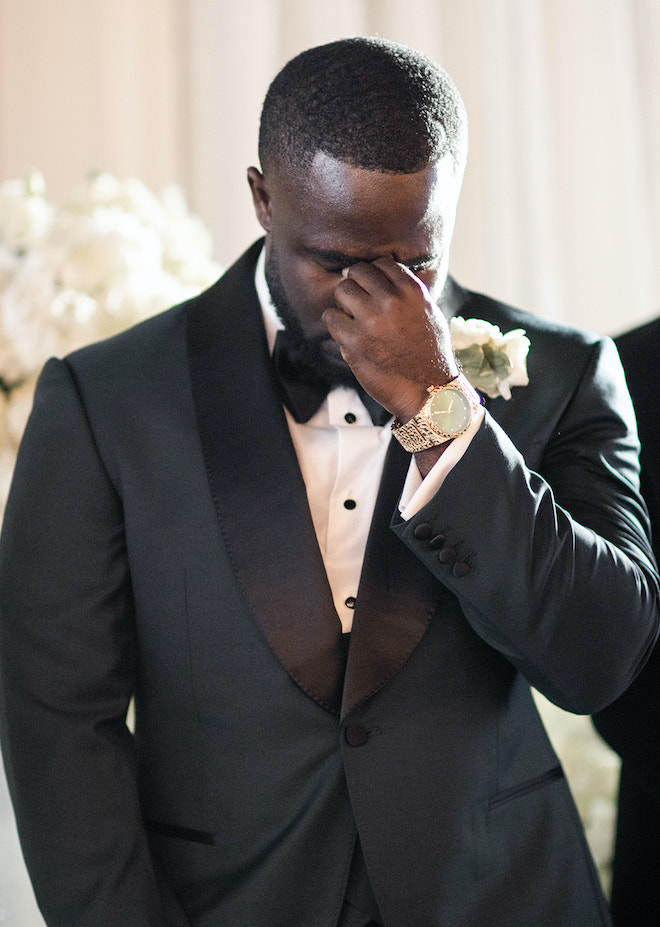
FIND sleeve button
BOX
[413,523,432,540]
[438,546,457,565]
[452,561,470,577]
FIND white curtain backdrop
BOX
[0,1,659,923]
[0,0,658,334]
[185,0,660,334]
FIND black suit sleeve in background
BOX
[593,318,660,927]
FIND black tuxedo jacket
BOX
[1,240,658,927]
[593,317,660,926]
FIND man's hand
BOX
[322,256,458,423]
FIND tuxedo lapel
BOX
[185,249,469,719]
[341,440,441,718]
[186,241,346,714]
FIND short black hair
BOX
[258,36,468,177]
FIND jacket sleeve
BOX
[392,336,660,714]
[593,330,660,785]
[0,358,190,927]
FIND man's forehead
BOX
[294,151,460,217]
[306,150,456,187]
[287,152,458,233]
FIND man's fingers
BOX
[334,259,421,322]
[337,260,392,297]
[369,255,419,285]
[343,256,416,288]
[322,305,351,332]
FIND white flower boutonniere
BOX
[450,316,530,400]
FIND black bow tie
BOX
[272,329,391,426]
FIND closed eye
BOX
[316,256,362,275]
[319,262,347,275]
[406,260,436,274]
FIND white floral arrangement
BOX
[450,315,530,400]
[0,170,222,512]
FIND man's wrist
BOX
[414,443,453,476]
[392,374,481,453]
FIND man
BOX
[593,317,660,927]
[0,37,657,927]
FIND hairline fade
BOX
[258,36,468,179]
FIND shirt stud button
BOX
[345,596,357,609]
[344,499,357,510]
[344,412,357,424]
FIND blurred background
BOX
[0,1,659,924]
[2,0,659,333]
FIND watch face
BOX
[427,387,472,435]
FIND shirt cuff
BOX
[398,408,484,520]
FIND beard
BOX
[265,242,359,390]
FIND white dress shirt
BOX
[255,247,482,631]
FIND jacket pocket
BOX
[145,820,215,845]
[488,765,564,811]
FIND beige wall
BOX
[0,0,188,197]
[1,0,659,335]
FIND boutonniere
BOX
[450,316,530,400]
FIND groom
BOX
[1,36,658,927]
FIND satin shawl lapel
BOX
[186,242,346,714]
[341,440,442,718]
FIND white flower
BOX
[0,170,222,392]
[159,184,221,286]
[450,315,530,400]
[0,244,19,290]
[0,255,63,384]
[47,208,164,297]
[0,171,54,252]
[5,375,38,449]
[449,317,501,349]
[0,170,223,515]
[499,328,531,389]
[63,173,164,228]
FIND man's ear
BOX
[247,167,272,232]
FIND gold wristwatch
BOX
[391,374,481,452]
